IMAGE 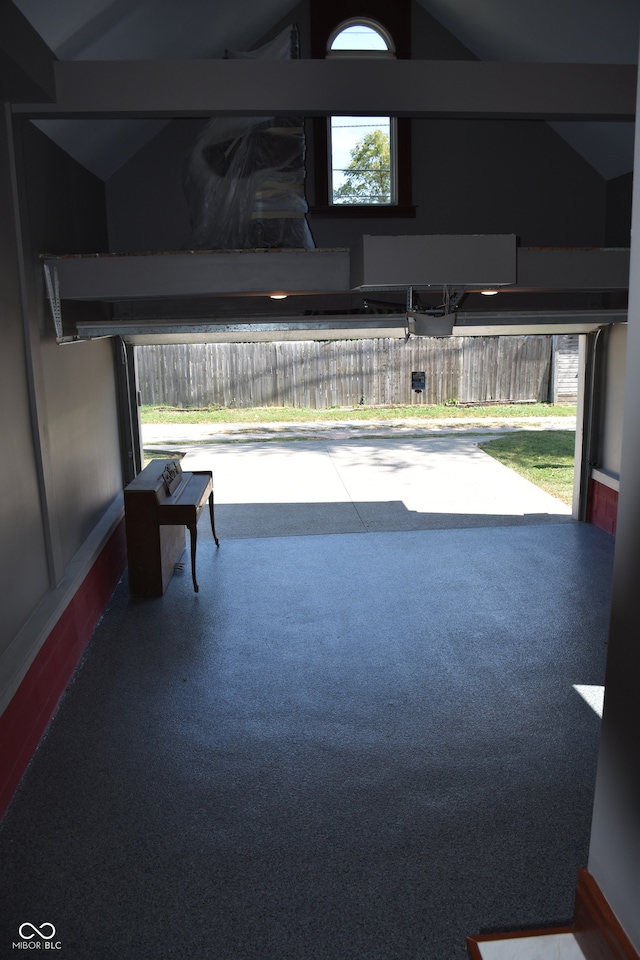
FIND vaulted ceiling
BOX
[12,0,640,181]
[7,0,638,342]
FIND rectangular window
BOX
[329,116,396,205]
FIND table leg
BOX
[187,523,199,592]
[209,492,220,547]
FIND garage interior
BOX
[2,1,640,957]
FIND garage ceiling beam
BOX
[15,60,636,120]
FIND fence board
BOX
[137,335,570,409]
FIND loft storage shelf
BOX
[351,237,630,291]
[41,249,353,301]
[42,241,630,343]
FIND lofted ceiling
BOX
[8,0,639,343]
[416,0,639,180]
[12,0,640,181]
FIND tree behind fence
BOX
[137,336,559,408]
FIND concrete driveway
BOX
[142,421,574,540]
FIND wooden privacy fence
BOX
[137,335,575,409]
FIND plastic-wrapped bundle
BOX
[183,24,315,250]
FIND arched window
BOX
[327,20,394,55]
[327,21,396,205]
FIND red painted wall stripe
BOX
[0,519,127,820]
[587,478,618,536]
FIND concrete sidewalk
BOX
[141,414,575,445]
[140,422,574,540]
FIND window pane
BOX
[330,24,389,51]
[330,117,393,205]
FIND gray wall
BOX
[605,172,633,247]
[19,120,123,567]
[0,116,122,678]
[106,118,202,253]
[39,337,121,566]
[587,64,640,950]
[408,4,607,248]
[0,107,50,650]
[408,118,607,248]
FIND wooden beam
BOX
[15,59,637,120]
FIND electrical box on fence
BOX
[412,372,426,393]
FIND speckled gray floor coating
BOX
[0,522,613,960]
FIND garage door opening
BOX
[131,334,588,541]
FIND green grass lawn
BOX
[479,430,575,504]
[140,402,576,425]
